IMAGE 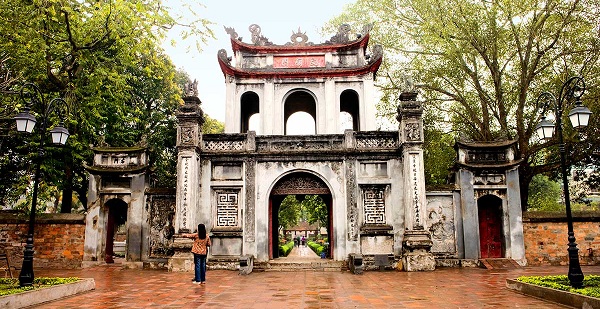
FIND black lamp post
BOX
[535,76,592,288]
[13,83,70,287]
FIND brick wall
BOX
[523,211,600,266]
[0,212,85,269]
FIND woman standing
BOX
[182,224,211,284]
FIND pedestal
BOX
[167,236,193,272]
[402,229,435,272]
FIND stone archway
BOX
[104,198,128,263]
[268,171,333,259]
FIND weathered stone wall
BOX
[523,212,600,266]
[0,212,85,269]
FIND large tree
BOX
[328,0,600,209]
[0,0,213,212]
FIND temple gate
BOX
[81,24,526,271]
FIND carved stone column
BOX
[170,82,205,272]
[397,91,435,271]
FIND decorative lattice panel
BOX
[204,140,244,151]
[215,190,239,227]
[363,186,386,224]
[356,137,397,149]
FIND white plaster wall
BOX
[225,77,375,135]
[356,159,405,255]
[254,161,347,261]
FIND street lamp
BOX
[13,83,70,287]
[535,76,592,288]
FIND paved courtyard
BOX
[31,252,600,309]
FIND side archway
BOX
[104,198,128,263]
[240,91,259,133]
[477,194,504,258]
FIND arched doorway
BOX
[284,90,317,135]
[104,199,128,263]
[477,195,503,258]
[268,172,333,259]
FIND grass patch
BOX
[0,277,79,297]
[517,275,600,298]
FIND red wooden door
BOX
[478,204,503,258]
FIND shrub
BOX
[307,241,324,255]
[517,275,600,298]
[0,277,79,297]
[279,241,294,257]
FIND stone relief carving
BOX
[474,174,505,185]
[271,174,330,195]
[180,126,194,145]
[148,196,176,257]
[362,186,386,224]
[405,123,421,141]
[244,158,256,241]
[249,24,273,46]
[426,199,456,254]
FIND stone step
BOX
[254,260,347,272]
[479,258,521,270]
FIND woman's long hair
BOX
[197,223,207,239]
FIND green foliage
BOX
[517,275,600,298]
[527,174,563,211]
[328,0,600,207]
[0,0,214,209]
[202,115,225,134]
[278,195,301,231]
[278,241,294,257]
[302,195,328,228]
[307,240,325,256]
[423,113,456,185]
[0,277,79,296]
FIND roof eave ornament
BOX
[249,24,273,46]
[224,26,240,41]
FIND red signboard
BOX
[273,56,325,68]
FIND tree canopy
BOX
[328,0,600,208]
[0,0,215,212]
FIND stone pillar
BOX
[397,91,435,271]
[170,82,205,271]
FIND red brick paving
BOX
[33,265,599,308]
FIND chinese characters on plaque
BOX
[273,55,325,68]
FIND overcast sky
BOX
[162,0,355,123]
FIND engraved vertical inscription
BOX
[363,186,386,224]
[346,157,358,240]
[410,153,422,228]
[216,190,240,227]
[245,158,256,241]
[182,157,190,229]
